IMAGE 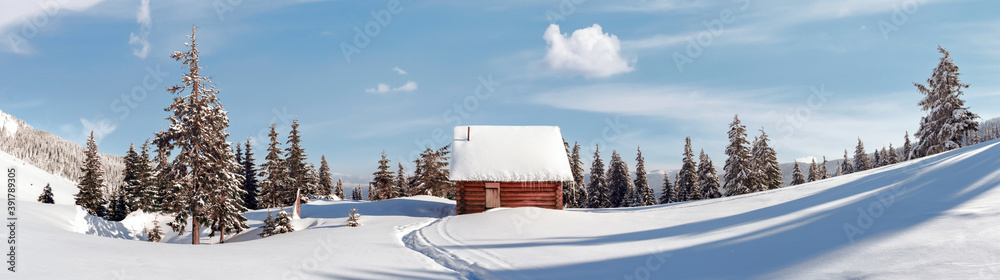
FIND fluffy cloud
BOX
[542,24,634,78]
[365,81,417,93]
[128,0,152,59]
[392,66,407,75]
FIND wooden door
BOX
[485,183,500,208]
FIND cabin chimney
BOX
[467,126,470,141]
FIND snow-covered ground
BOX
[6,140,1000,279]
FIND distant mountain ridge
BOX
[0,108,124,189]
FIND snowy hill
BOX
[7,139,1000,279]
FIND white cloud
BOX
[392,66,407,75]
[365,81,417,93]
[128,0,152,59]
[542,24,634,78]
[0,0,109,54]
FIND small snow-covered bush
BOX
[346,208,361,227]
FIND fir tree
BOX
[75,131,107,217]
[570,142,587,208]
[659,172,676,204]
[854,138,871,172]
[371,151,395,201]
[318,155,334,199]
[872,147,882,168]
[147,220,163,242]
[152,136,175,214]
[913,46,980,158]
[259,124,288,208]
[367,183,375,201]
[889,143,900,164]
[634,147,656,206]
[395,163,408,198]
[285,119,314,197]
[258,211,277,238]
[820,156,829,179]
[240,139,260,210]
[122,143,142,212]
[37,183,54,204]
[808,158,820,182]
[272,209,294,235]
[606,150,634,207]
[562,141,578,208]
[351,186,362,200]
[587,144,611,208]
[156,26,247,244]
[879,147,890,167]
[841,149,854,175]
[790,162,806,186]
[409,145,452,197]
[677,137,702,201]
[751,129,782,191]
[346,208,361,227]
[107,186,129,222]
[697,150,722,199]
[136,140,157,213]
[903,131,913,161]
[723,114,752,196]
[334,179,345,200]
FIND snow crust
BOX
[450,126,573,182]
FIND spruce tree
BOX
[913,46,979,158]
[751,129,782,191]
[659,172,675,204]
[153,137,176,214]
[272,210,294,235]
[570,142,587,208]
[587,144,610,208]
[677,137,701,201]
[854,138,871,172]
[137,140,157,212]
[371,151,395,201]
[395,163,408,198]
[147,220,163,242]
[872,147,882,168]
[562,141,578,208]
[697,150,722,199]
[334,179,345,200]
[156,26,247,244]
[606,150,633,207]
[107,186,129,222]
[259,211,277,238]
[808,158,820,182]
[634,147,656,206]
[820,156,829,179]
[889,143,900,164]
[367,183,375,201]
[37,183,55,204]
[723,114,752,196]
[75,131,107,217]
[879,147,890,167]
[351,186,362,200]
[318,155,334,199]
[841,149,854,175]
[285,119,313,197]
[410,145,452,197]
[346,208,361,227]
[259,124,288,208]
[122,143,142,212]
[240,139,260,210]
[903,131,913,161]
[790,162,806,186]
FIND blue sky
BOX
[2,0,999,184]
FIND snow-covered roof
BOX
[450,126,573,182]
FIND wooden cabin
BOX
[449,126,573,215]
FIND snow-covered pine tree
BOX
[259,124,288,208]
[879,147,890,167]
[122,143,142,213]
[903,131,913,161]
[570,142,587,208]
[820,156,829,179]
[153,137,178,214]
[107,186,129,222]
[697,150,722,199]
[808,158,820,182]
[156,26,247,244]
[677,137,702,201]
[394,163,408,198]
[285,119,313,198]
[634,147,656,206]
[147,220,163,242]
[606,150,633,207]
[889,143,900,164]
[723,114,752,197]
[367,183,375,201]
[841,149,854,175]
[409,145,452,197]
[346,208,361,227]
[872,147,882,168]
[351,186,362,200]
[913,46,980,159]
[37,183,54,204]
[371,151,394,201]
[75,131,107,217]
[334,179,345,200]
[273,209,295,234]
[853,138,871,172]
[659,172,675,204]
[306,163,320,198]
[240,139,260,210]
[587,144,610,208]
[258,211,277,238]
[790,162,806,186]
[136,140,157,213]
[751,129,782,191]
[562,141,578,208]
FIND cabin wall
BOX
[456,181,563,215]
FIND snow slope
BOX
[7,140,1000,279]
[413,140,1000,279]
